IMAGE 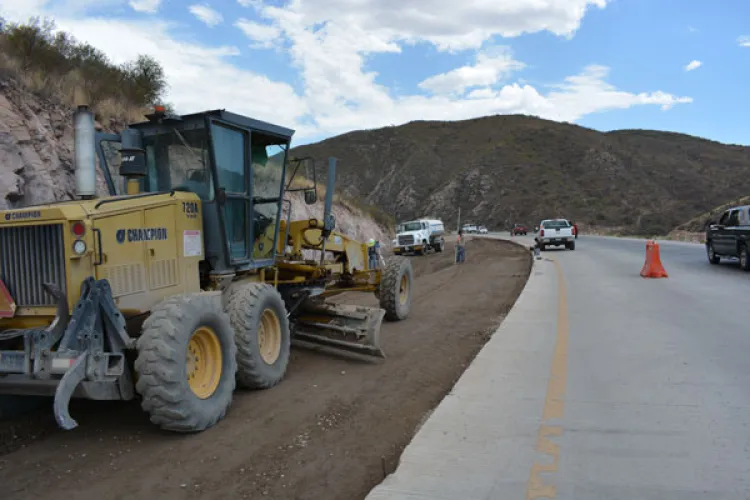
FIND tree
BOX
[121,54,167,106]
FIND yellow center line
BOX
[526,258,569,500]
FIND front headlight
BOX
[73,239,87,255]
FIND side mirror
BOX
[304,188,317,205]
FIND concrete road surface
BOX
[367,234,750,500]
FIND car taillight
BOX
[540,229,545,237]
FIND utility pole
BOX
[457,207,461,233]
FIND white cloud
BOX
[189,4,223,27]
[738,35,750,47]
[418,46,525,95]
[234,18,281,48]
[262,0,609,52]
[0,0,51,18]
[128,0,161,13]
[248,1,688,138]
[684,60,702,71]
[3,0,691,143]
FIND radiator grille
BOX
[398,235,414,246]
[0,224,67,306]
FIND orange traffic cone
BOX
[640,240,668,278]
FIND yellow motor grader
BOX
[0,105,413,432]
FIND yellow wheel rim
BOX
[399,274,409,305]
[258,309,282,365]
[186,326,223,399]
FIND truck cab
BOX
[705,205,750,270]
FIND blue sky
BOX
[2,0,749,146]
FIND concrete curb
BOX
[365,234,542,500]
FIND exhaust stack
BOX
[74,105,97,199]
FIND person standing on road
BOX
[374,239,382,268]
[455,230,466,263]
[367,238,378,269]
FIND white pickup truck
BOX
[535,219,576,251]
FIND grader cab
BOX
[0,106,413,432]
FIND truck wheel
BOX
[740,245,750,271]
[707,242,720,265]
[379,256,414,321]
[435,239,445,253]
[567,240,576,251]
[227,283,291,390]
[135,294,237,433]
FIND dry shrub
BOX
[0,16,172,122]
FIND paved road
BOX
[367,234,750,499]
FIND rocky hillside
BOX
[0,77,112,207]
[290,116,750,235]
[0,75,392,245]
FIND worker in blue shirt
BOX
[367,239,380,269]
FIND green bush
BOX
[0,16,170,122]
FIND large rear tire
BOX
[379,256,414,321]
[135,293,237,433]
[226,283,291,390]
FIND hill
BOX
[290,116,750,235]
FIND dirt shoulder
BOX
[0,237,531,500]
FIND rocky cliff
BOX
[0,77,112,208]
[0,75,391,245]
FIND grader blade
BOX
[292,301,386,359]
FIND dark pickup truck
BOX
[705,205,750,270]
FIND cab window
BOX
[727,210,740,227]
[143,126,213,199]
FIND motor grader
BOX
[0,105,414,432]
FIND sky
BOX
[1,0,748,146]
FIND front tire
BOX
[135,294,237,433]
[379,256,414,321]
[740,245,750,271]
[227,283,291,390]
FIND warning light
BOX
[72,221,86,237]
